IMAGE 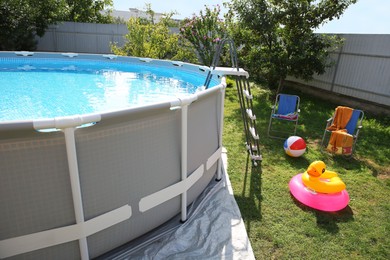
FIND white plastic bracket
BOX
[62,53,78,58]
[15,51,34,56]
[103,54,117,60]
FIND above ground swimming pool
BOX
[0,53,218,121]
[0,52,232,259]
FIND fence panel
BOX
[36,22,127,54]
[288,34,390,107]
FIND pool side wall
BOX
[0,53,225,259]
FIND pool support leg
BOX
[63,127,89,260]
[180,104,188,222]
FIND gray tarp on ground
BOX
[99,150,255,260]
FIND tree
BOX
[111,6,197,63]
[63,0,113,23]
[228,0,356,93]
[0,0,114,51]
[0,0,67,50]
[180,5,227,66]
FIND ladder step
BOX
[246,143,258,151]
[249,127,259,140]
[250,154,262,161]
[243,90,253,99]
[211,67,249,78]
[246,109,256,120]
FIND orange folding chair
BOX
[321,106,364,156]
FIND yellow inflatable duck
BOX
[301,161,346,194]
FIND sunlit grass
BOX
[223,83,390,259]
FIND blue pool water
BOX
[0,58,215,122]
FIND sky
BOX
[113,0,390,34]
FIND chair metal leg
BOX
[268,118,299,139]
[293,119,298,136]
[267,115,273,138]
[320,129,327,153]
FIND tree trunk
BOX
[276,78,285,94]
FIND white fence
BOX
[287,34,390,107]
[36,22,127,54]
[36,23,390,107]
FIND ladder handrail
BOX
[204,39,239,89]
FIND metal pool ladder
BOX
[204,39,262,166]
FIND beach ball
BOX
[284,136,306,157]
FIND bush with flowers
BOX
[179,5,227,66]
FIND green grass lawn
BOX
[223,82,390,259]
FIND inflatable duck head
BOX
[307,161,326,177]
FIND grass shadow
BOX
[234,154,263,235]
[290,193,354,234]
[315,206,354,233]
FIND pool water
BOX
[0,58,212,122]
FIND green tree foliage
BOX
[0,0,114,51]
[227,0,356,92]
[111,8,197,63]
[63,0,113,23]
[180,5,227,66]
[0,0,66,50]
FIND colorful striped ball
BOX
[284,136,306,157]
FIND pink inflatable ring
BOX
[289,173,349,212]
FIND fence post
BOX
[330,43,343,93]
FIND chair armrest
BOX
[325,117,333,128]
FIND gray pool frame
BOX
[0,52,236,259]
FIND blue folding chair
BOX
[268,94,300,139]
[321,107,364,156]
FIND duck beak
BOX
[307,161,323,177]
[307,166,320,177]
